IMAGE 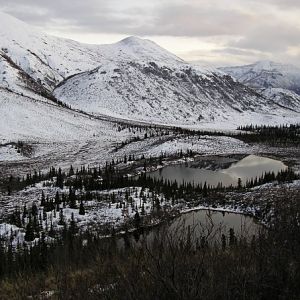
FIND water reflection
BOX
[149,155,287,187]
[118,210,260,250]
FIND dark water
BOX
[149,155,287,187]
[119,210,260,249]
[117,155,275,248]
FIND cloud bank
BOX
[1,0,300,66]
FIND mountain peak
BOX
[0,11,22,23]
[252,60,277,70]
[116,36,161,51]
[0,11,39,36]
[113,36,184,65]
[118,36,150,45]
[220,60,300,95]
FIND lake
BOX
[119,210,260,249]
[148,155,287,187]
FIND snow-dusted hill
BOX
[0,12,133,144]
[220,61,300,113]
[54,43,300,125]
[259,88,300,112]
[0,11,108,91]
[0,88,129,143]
[54,57,277,125]
[220,61,300,94]
[0,12,183,94]
[1,11,300,141]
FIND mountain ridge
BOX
[0,11,300,142]
[220,60,300,94]
[220,60,300,112]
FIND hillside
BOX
[221,61,300,112]
[220,61,300,94]
[1,11,300,140]
[0,12,129,144]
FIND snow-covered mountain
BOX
[0,11,107,92]
[220,61,300,113]
[0,11,128,143]
[54,53,275,125]
[1,11,300,142]
[259,88,300,112]
[220,61,300,94]
[54,44,300,125]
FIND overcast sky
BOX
[1,0,300,66]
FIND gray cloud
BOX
[0,1,273,37]
[231,22,300,53]
[260,0,300,9]
[136,5,253,37]
[1,0,130,32]
[213,48,261,57]
[1,1,253,37]
[1,0,300,66]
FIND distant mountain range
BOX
[1,11,300,142]
[220,61,300,112]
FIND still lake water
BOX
[120,210,260,249]
[148,155,287,187]
[118,155,278,248]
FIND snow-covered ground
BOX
[0,144,26,161]
[0,181,171,246]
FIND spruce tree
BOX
[69,213,78,235]
[69,188,77,209]
[203,182,208,197]
[25,217,35,242]
[79,201,85,215]
[58,209,65,226]
[134,211,141,228]
[41,191,45,206]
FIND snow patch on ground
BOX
[0,144,25,161]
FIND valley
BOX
[0,10,300,299]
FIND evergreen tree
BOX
[56,168,64,189]
[58,209,65,226]
[31,203,38,216]
[69,213,78,235]
[79,201,85,215]
[134,211,141,228]
[203,182,208,197]
[25,217,35,242]
[69,188,77,209]
[41,191,45,206]
[69,165,74,176]
[237,178,242,189]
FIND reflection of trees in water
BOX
[119,210,259,251]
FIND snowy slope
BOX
[0,12,183,93]
[220,61,300,113]
[220,61,300,95]
[0,88,124,143]
[54,58,277,125]
[0,11,105,91]
[1,11,300,137]
[0,12,134,144]
[259,88,300,112]
[0,51,56,102]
